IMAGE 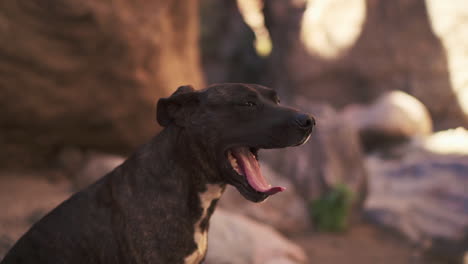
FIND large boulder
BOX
[206,209,307,264]
[218,162,310,234]
[263,0,468,130]
[0,0,204,168]
[341,90,433,152]
[364,131,468,262]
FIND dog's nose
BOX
[295,114,315,130]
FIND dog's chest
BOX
[184,184,223,264]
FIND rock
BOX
[263,100,367,208]
[72,152,124,190]
[200,0,264,84]
[0,0,204,169]
[218,162,310,234]
[263,0,468,130]
[423,127,468,155]
[341,90,433,152]
[0,174,72,258]
[56,148,124,190]
[206,209,307,264]
[57,147,86,174]
[364,139,468,261]
[426,0,468,128]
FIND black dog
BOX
[1,83,314,264]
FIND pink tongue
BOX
[232,147,285,195]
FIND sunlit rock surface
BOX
[300,0,365,59]
[341,90,433,152]
[206,209,307,264]
[423,127,468,155]
[427,0,468,121]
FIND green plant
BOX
[310,184,355,232]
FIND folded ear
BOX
[157,85,198,127]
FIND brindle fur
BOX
[1,83,314,264]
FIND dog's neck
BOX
[117,125,225,263]
[149,126,220,185]
[118,125,226,213]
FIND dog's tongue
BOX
[231,147,285,195]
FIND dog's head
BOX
[157,83,314,202]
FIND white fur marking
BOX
[184,184,223,264]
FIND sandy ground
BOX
[0,173,445,263]
[291,223,443,264]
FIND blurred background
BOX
[1,0,468,263]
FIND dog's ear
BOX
[157,85,198,127]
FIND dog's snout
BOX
[295,114,315,130]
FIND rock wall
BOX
[200,0,264,84]
[263,0,468,130]
[0,0,204,168]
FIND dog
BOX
[1,83,314,264]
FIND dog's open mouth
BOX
[227,147,285,195]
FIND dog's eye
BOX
[242,101,256,107]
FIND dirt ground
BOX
[0,172,73,257]
[0,173,448,263]
[291,223,444,264]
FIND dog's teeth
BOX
[227,151,243,175]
